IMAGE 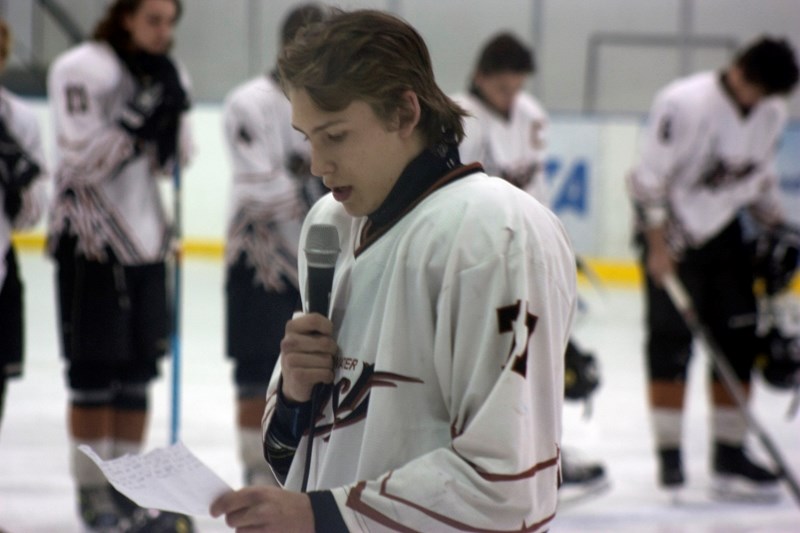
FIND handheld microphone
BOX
[301,223,340,492]
[304,223,340,316]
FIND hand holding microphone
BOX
[279,224,340,403]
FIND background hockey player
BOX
[0,16,48,436]
[627,36,799,501]
[452,32,607,498]
[46,0,193,530]
[211,9,576,531]
[221,3,326,488]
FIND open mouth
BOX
[331,186,352,202]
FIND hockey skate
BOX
[78,486,121,533]
[113,487,195,533]
[558,448,610,508]
[711,443,781,503]
[657,448,685,489]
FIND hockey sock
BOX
[71,437,112,487]
[651,408,683,450]
[112,438,141,459]
[712,407,747,447]
[239,427,272,484]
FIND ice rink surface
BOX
[1,252,799,532]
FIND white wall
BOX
[26,99,800,261]
[6,0,800,116]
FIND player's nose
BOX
[309,149,334,180]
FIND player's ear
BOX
[395,90,421,139]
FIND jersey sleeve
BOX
[748,107,789,227]
[223,88,291,184]
[333,213,574,531]
[47,53,137,188]
[628,91,696,227]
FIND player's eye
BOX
[326,131,347,143]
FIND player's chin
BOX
[142,42,171,56]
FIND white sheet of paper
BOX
[79,441,232,516]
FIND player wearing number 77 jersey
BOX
[210,9,576,533]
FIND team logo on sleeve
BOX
[530,120,545,151]
[65,85,89,114]
[237,125,252,145]
[659,116,672,143]
[497,301,538,378]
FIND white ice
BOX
[1,252,799,532]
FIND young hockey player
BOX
[628,36,799,501]
[453,32,608,500]
[47,0,193,530]
[211,9,576,531]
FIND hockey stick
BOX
[576,256,605,295]
[662,273,800,507]
[169,160,183,445]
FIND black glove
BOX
[126,52,189,114]
[564,340,600,401]
[118,83,166,141]
[0,119,40,219]
[118,52,190,165]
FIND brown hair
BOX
[280,4,326,48]
[475,32,535,76]
[0,18,11,68]
[92,0,182,52]
[278,9,466,147]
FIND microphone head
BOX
[305,223,340,268]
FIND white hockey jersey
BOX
[222,74,309,291]
[0,87,48,287]
[264,170,576,532]
[46,41,192,264]
[453,90,549,203]
[628,71,788,250]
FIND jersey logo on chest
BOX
[314,362,423,439]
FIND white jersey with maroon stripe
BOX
[46,41,192,264]
[0,87,48,287]
[264,172,575,532]
[628,71,787,250]
[222,74,309,291]
[453,90,549,203]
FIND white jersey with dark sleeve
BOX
[0,87,48,287]
[453,91,549,203]
[264,172,575,532]
[46,41,192,264]
[628,71,787,250]
[222,74,308,291]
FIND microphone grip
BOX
[306,265,335,316]
[301,265,335,492]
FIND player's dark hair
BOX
[280,4,326,48]
[0,18,11,67]
[93,0,182,52]
[278,9,467,147]
[475,33,535,76]
[735,36,799,95]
